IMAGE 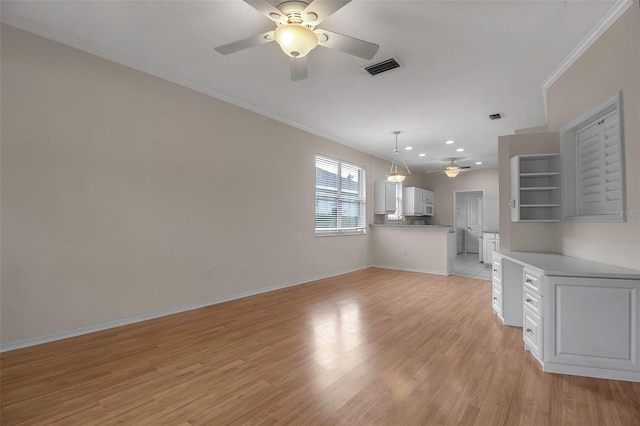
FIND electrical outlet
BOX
[241,263,247,272]
[206,267,213,277]
[403,248,408,255]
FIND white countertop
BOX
[370,224,452,232]
[497,251,640,279]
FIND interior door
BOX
[466,196,483,253]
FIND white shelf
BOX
[520,172,560,177]
[511,154,561,222]
[520,187,560,191]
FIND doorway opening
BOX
[452,190,491,280]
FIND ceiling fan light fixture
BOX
[445,166,460,178]
[387,131,411,183]
[274,24,318,58]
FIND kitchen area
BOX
[370,179,498,279]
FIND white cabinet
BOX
[374,180,396,214]
[492,254,503,320]
[404,187,435,216]
[456,229,464,254]
[423,190,434,204]
[510,154,561,222]
[493,254,523,327]
[403,187,423,216]
[545,276,640,379]
[522,268,544,364]
[483,232,499,264]
[496,251,640,382]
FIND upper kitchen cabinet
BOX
[510,154,561,222]
[404,187,434,216]
[374,180,397,214]
[423,190,434,204]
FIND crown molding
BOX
[541,0,633,95]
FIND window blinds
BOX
[315,155,366,235]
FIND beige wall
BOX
[0,25,409,344]
[497,132,560,253]
[546,5,639,269]
[422,168,499,226]
[370,227,450,274]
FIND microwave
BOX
[424,203,434,217]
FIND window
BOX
[387,182,403,220]
[560,92,625,222]
[315,155,366,235]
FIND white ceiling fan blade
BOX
[302,0,351,25]
[315,29,379,60]
[243,0,285,23]
[214,31,274,55]
[289,56,308,81]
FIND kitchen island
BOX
[370,224,455,275]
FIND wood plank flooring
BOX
[1,268,639,425]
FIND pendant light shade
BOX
[445,166,460,178]
[387,131,411,183]
[274,24,319,58]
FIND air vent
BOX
[362,57,402,76]
[489,113,504,120]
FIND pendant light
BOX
[445,166,460,178]
[387,131,411,183]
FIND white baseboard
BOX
[0,266,366,353]
[544,362,640,383]
[371,264,448,276]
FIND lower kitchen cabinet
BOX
[494,251,640,382]
[456,229,464,254]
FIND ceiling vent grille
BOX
[362,57,402,76]
[489,113,504,120]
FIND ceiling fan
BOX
[430,159,471,178]
[214,0,380,81]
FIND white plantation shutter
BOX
[576,109,622,216]
[315,155,366,235]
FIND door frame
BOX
[453,189,485,254]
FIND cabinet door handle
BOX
[526,328,532,333]
[525,298,532,303]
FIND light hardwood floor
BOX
[2,268,639,425]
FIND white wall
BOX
[0,25,402,344]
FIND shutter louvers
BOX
[576,109,622,216]
[603,114,622,210]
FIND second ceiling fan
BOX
[214,0,380,81]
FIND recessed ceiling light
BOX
[445,140,454,145]
[456,148,464,152]
[405,146,413,150]
[419,153,426,157]
[475,161,483,165]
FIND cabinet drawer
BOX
[492,286,502,315]
[492,261,501,280]
[523,306,543,361]
[523,287,542,316]
[524,271,541,294]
